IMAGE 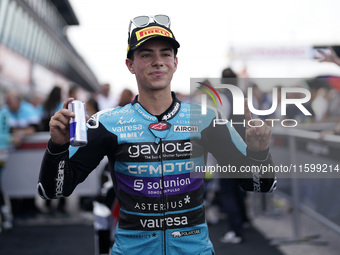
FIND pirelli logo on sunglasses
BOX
[136,26,173,41]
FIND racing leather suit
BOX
[38,93,276,255]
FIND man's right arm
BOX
[37,98,77,199]
[37,101,117,199]
[37,141,72,199]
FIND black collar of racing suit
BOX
[131,91,181,121]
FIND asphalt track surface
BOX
[0,215,283,255]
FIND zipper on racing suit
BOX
[157,137,167,255]
[149,121,173,255]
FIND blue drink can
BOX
[68,100,87,147]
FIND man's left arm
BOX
[203,99,277,193]
[240,99,277,192]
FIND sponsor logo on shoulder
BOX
[171,229,201,238]
[174,125,199,132]
[88,108,118,129]
[162,102,180,120]
[105,108,134,116]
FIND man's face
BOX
[6,94,20,113]
[101,84,110,96]
[126,39,178,92]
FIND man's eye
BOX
[142,54,151,58]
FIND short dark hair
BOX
[222,67,237,78]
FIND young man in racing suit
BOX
[37,15,276,255]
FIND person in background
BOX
[218,68,250,243]
[4,90,40,218]
[316,47,340,137]
[311,87,330,122]
[314,47,340,122]
[86,97,100,117]
[28,92,44,122]
[4,90,39,147]
[39,86,66,215]
[39,86,63,132]
[0,105,13,232]
[285,83,314,123]
[118,88,134,107]
[220,67,245,137]
[69,85,79,100]
[97,83,118,110]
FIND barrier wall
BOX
[2,132,104,198]
[270,125,340,235]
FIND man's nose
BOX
[152,54,164,67]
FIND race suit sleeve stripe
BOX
[225,121,246,156]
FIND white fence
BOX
[270,124,340,241]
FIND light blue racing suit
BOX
[38,93,276,255]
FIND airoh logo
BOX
[173,125,199,132]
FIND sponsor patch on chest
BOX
[173,125,199,132]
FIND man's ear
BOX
[174,57,178,71]
[126,58,135,74]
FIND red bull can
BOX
[68,100,87,147]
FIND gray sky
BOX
[67,0,340,95]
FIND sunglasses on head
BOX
[128,15,171,41]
